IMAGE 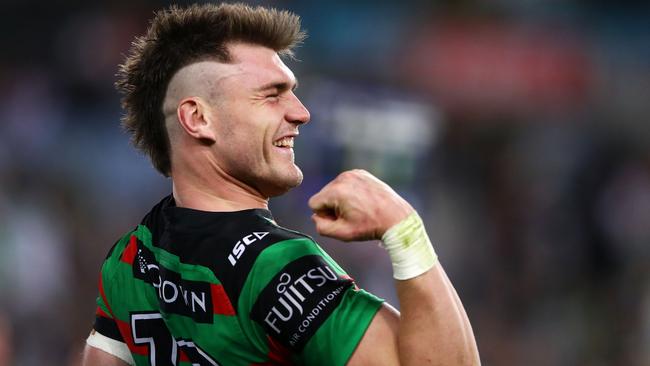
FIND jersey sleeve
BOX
[92,233,133,341]
[88,247,135,365]
[93,258,125,342]
[238,237,384,366]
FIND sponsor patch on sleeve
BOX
[250,255,352,352]
[131,243,214,323]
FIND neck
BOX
[170,152,269,212]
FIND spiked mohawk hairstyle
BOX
[115,3,305,176]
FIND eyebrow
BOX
[255,79,299,93]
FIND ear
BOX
[176,97,217,143]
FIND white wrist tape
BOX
[381,212,438,280]
[86,330,135,365]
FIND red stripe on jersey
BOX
[341,274,359,290]
[98,274,115,318]
[121,235,138,264]
[115,318,148,356]
[179,349,190,362]
[211,284,235,315]
[95,306,109,318]
[266,335,292,366]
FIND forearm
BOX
[396,265,479,366]
[382,212,479,365]
[309,170,480,365]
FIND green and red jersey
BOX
[93,196,383,365]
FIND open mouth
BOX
[273,136,294,148]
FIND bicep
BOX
[347,303,401,366]
[82,343,131,366]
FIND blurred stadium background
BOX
[0,0,649,365]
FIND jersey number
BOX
[131,313,220,366]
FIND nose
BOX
[286,92,310,125]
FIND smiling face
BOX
[169,43,310,198]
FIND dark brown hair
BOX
[116,3,305,176]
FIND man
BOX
[83,3,480,365]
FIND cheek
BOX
[219,105,275,158]
[231,124,269,163]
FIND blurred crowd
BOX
[0,0,649,365]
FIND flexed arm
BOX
[309,170,480,366]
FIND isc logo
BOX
[227,232,269,266]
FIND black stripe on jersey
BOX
[131,242,214,323]
[205,223,308,310]
[94,315,123,342]
[250,255,353,352]
[140,195,310,310]
[139,195,170,250]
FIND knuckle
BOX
[338,170,354,180]
[349,169,363,178]
[338,170,361,184]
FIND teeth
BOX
[273,137,294,148]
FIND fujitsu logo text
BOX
[227,232,269,266]
[264,264,338,334]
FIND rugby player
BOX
[82,3,480,365]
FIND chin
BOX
[261,169,303,198]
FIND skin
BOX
[165,43,310,211]
[309,170,480,365]
[83,43,480,365]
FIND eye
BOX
[266,93,280,102]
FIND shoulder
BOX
[238,224,381,357]
[205,214,315,310]
[99,196,173,285]
[100,230,137,277]
[226,216,311,267]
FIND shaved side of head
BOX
[116,3,305,176]
[162,61,236,140]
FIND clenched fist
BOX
[308,170,414,241]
